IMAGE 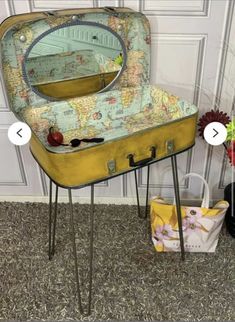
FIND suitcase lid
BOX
[0,7,151,117]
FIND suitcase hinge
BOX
[104,7,119,17]
[44,11,58,17]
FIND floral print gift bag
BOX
[150,173,229,252]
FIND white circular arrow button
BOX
[8,122,32,146]
[203,121,227,146]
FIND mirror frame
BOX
[22,20,127,101]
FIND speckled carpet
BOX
[0,202,234,321]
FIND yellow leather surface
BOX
[30,113,198,187]
[35,71,118,99]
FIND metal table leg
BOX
[134,165,150,219]
[68,189,84,314]
[51,184,58,257]
[87,184,95,315]
[171,155,185,260]
[48,179,53,260]
[144,164,150,219]
[134,169,141,217]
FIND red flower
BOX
[198,110,230,138]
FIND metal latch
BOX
[107,160,116,175]
[166,140,174,154]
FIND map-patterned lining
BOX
[21,85,198,153]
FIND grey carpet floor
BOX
[0,202,234,321]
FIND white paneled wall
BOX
[0,0,234,203]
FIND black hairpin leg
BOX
[87,184,95,315]
[171,155,185,260]
[134,165,150,219]
[134,169,141,217]
[48,179,53,260]
[68,189,83,314]
[145,165,150,219]
[51,184,58,257]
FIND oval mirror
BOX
[22,21,127,100]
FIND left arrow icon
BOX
[17,128,22,138]
[8,122,31,146]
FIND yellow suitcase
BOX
[0,7,198,187]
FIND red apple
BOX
[47,127,64,146]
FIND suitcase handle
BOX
[128,146,156,167]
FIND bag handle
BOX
[173,172,210,208]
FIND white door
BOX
[0,0,234,203]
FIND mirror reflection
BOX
[24,23,125,99]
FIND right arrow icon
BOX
[213,128,218,138]
[204,122,227,146]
